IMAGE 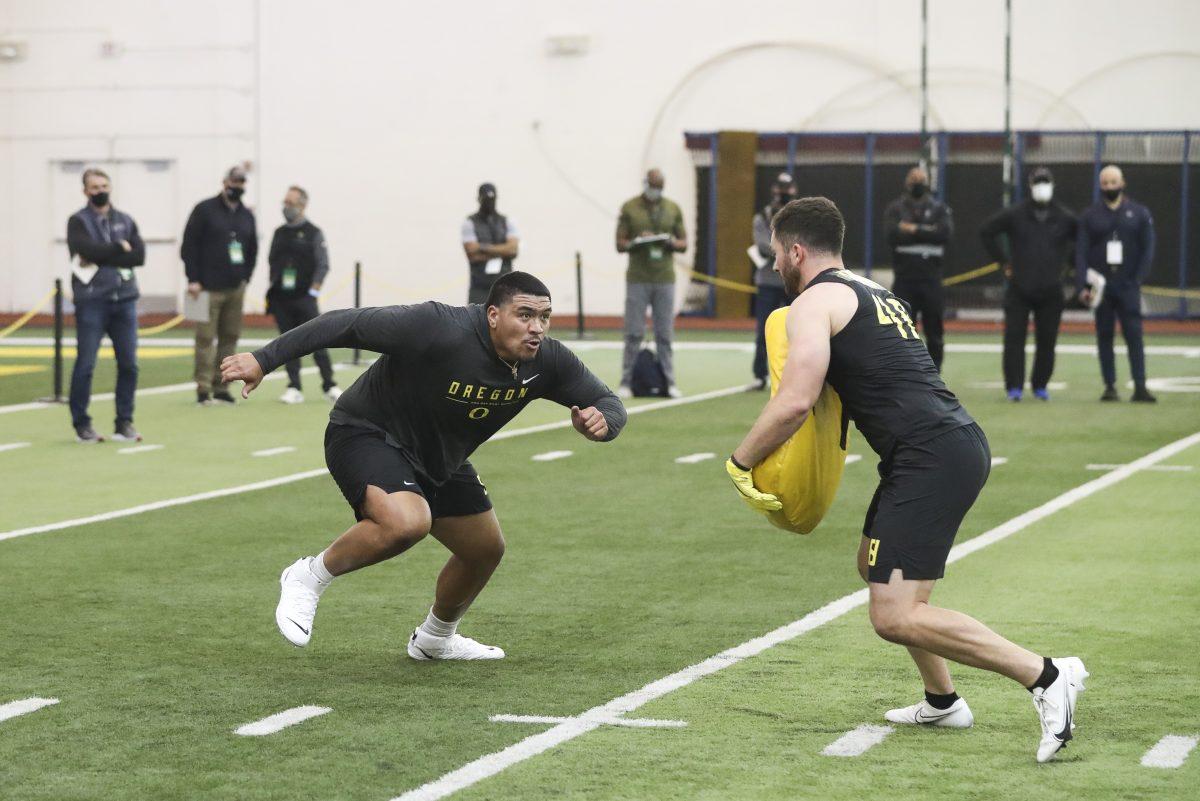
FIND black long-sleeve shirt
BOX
[66,206,146,302]
[181,195,258,289]
[1074,197,1155,293]
[252,302,627,484]
[979,201,1076,293]
[883,195,953,280]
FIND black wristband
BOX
[729,454,751,472]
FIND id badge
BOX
[649,246,664,261]
[282,268,297,291]
[118,269,133,281]
[228,239,245,266]
[1106,239,1123,265]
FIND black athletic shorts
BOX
[862,422,990,583]
[324,423,493,521]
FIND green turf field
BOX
[1,328,1198,800]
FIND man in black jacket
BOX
[980,167,1077,401]
[266,186,339,404]
[884,166,954,369]
[461,183,519,304]
[181,165,258,405]
[66,168,146,443]
[219,272,626,659]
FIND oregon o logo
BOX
[468,407,490,420]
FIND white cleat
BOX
[667,385,683,399]
[279,387,304,404]
[1032,657,1089,763]
[885,697,974,728]
[325,386,343,403]
[616,385,632,400]
[407,628,505,661]
[275,558,322,647]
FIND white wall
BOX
[3,0,1199,315]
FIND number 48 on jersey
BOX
[872,295,920,339]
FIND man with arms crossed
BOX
[220,272,626,659]
[726,197,1086,762]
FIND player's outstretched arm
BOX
[220,353,265,398]
[571,405,609,441]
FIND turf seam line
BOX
[389,428,1200,801]
[0,383,755,543]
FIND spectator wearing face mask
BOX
[883,166,954,370]
[615,168,687,398]
[750,172,797,389]
[462,182,520,305]
[182,164,258,405]
[266,185,340,405]
[1076,164,1157,403]
[979,167,1077,401]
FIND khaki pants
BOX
[194,283,246,394]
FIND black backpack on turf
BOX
[630,347,668,397]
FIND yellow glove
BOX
[725,457,782,513]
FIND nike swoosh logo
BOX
[403,481,416,486]
[288,618,310,636]
[915,708,955,723]
[522,374,539,385]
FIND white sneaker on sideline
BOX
[1032,657,1089,763]
[275,557,323,647]
[407,628,505,661]
[885,697,974,728]
[279,387,304,405]
[325,386,343,402]
[667,385,683,399]
[616,385,632,399]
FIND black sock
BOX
[1027,656,1059,692]
[924,690,959,710]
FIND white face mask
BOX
[1030,183,1053,204]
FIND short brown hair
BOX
[81,167,109,186]
[771,197,844,256]
[288,185,308,204]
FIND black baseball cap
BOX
[478,182,497,198]
[1029,166,1053,184]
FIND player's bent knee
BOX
[868,604,913,645]
[362,488,431,551]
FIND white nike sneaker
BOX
[667,385,683,399]
[325,386,342,402]
[275,557,324,647]
[407,628,505,661]
[616,385,632,400]
[1032,657,1089,763]
[279,387,304,405]
[885,697,974,728]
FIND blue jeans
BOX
[69,297,139,428]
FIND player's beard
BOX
[780,262,802,296]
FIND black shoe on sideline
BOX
[1100,385,1119,402]
[75,424,104,444]
[1131,386,1158,403]
[112,421,142,442]
[751,377,767,391]
[197,391,212,406]
[212,391,237,405]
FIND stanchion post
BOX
[575,251,585,339]
[52,278,64,401]
[353,261,362,365]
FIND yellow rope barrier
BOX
[1142,285,1200,300]
[138,314,185,336]
[0,286,57,339]
[941,262,1001,287]
[677,260,1003,295]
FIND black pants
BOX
[270,295,336,391]
[1003,284,1064,391]
[891,276,944,370]
[1095,285,1147,388]
[752,285,789,380]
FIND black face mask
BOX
[225,186,245,202]
[1102,188,1122,202]
[772,192,793,207]
[909,183,928,199]
[89,192,110,208]
[479,198,496,215]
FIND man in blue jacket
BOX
[1076,165,1156,402]
[66,168,146,443]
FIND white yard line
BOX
[0,442,32,453]
[0,383,758,543]
[991,457,1008,467]
[117,444,164,455]
[531,450,572,462]
[845,454,862,465]
[390,429,1200,801]
[675,452,716,464]
[0,697,59,724]
[252,446,296,458]
[234,705,331,736]
[490,714,687,729]
[1086,463,1192,472]
[1140,734,1199,769]
[821,724,893,757]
